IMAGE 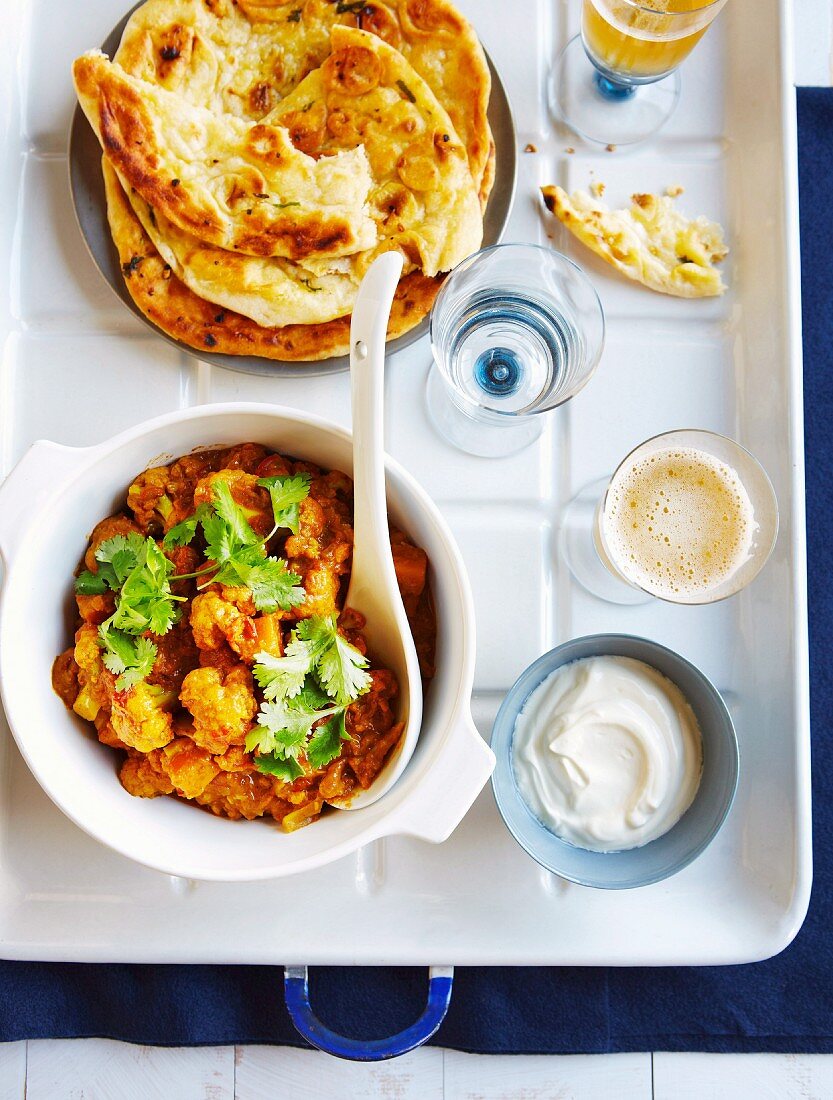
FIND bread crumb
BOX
[590,180,606,198]
[524,142,538,153]
[565,146,575,154]
[605,143,616,153]
[666,184,685,197]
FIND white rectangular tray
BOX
[0,0,809,965]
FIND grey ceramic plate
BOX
[68,9,518,378]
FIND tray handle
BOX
[394,713,495,842]
[0,440,89,565]
[284,965,453,1061]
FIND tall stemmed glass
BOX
[552,0,728,147]
[427,244,605,458]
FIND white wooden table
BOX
[0,4,828,1098]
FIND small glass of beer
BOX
[560,429,778,605]
[552,0,728,146]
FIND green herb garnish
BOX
[396,79,416,103]
[248,616,371,777]
[162,505,213,549]
[256,473,311,536]
[287,7,302,20]
[75,473,313,690]
[77,533,184,690]
[99,625,158,691]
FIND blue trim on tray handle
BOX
[284,965,454,1061]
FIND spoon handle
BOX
[349,252,404,582]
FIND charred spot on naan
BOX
[278,101,328,155]
[322,43,383,95]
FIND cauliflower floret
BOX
[51,649,80,709]
[71,624,111,721]
[84,514,141,572]
[75,592,114,626]
[286,496,352,619]
[294,563,341,619]
[191,592,249,652]
[110,682,175,753]
[180,665,257,754]
[157,737,220,799]
[191,592,283,662]
[127,466,173,533]
[119,753,174,798]
[284,497,326,560]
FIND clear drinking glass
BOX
[427,244,605,458]
[552,0,728,147]
[561,429,779,605]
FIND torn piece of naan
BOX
[542,185,728,298]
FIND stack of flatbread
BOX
[72,0,493,361]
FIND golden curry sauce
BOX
[51,443,435,831]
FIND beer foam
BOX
[601,447,757,600]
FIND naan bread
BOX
[113,0,493,206]
[542,185,728,298]
[103,158,441,360]
[122,25,481,329]
[128,189,360,328]
[270,25,482,277]
[73,49,377,261]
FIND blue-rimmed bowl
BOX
[491,634,739,890]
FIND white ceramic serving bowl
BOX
[0,403,494,881]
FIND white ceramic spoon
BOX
[333,251,423,810]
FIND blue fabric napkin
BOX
[0,88,829,1054]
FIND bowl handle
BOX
[284,964,453,1061]
[395,713,496,843]
[0,440,89,565]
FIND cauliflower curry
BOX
[51,443,435,831]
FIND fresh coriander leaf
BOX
[112,539,180,637]
[293,675,332,711]
[95,533,146,586]
[257,473,311,535]
[316,629,372,705]
[251,698,325,752]
[99,623,134,674]
[243,558,306,612]
[211,481,261,548]
[247,690,344,779]
[75,570,108,596]
[253,647,311,701]
[120,637,159,689]
[288,615,371,704]
[294,615,339,663]
[163,504,211,548]
[307,710,348,770]
[255,752,304,780]
[99,622,157,691]
[201,509,237,567]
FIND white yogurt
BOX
[512,655,703,852]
